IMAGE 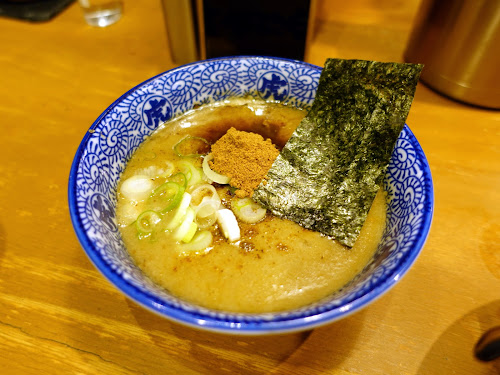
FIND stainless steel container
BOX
[162,0,317,66]
[404,0,500,109]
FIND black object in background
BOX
[0,0,75,22]
[202,0,312,61]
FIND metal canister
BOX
[404,0,500,109]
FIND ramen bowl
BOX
[68,56,433,335]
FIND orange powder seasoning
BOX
[210,127,280,198]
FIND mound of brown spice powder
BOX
[210,127,280,198]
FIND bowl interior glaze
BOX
[69,56,433,334]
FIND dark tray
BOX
[0,0,75,22]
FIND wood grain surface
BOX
[0,1,499,374]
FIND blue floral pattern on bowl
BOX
[69,56,433,334]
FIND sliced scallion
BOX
[182,222,198,243]
[173,135,211,158]
[178,160,203,187]
[148,181,184,212]
[178,230,213,254]
[202,153,230,184]
[194,200,219,229]
[231,197,267,224]
[216,208,240,242]
[169,172,188,189]
[189,184,220,207]
[135,210,161,234]
[120,175,154,201]
[173,207,196,241]
[167,192,192,230]
[159,161,175,178]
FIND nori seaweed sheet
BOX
[253,58,423,247]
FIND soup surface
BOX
[116,98,386,313]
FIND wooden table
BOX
[1,1,499,373]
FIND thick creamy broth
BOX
[116,99,386,313]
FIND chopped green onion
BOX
[178,230,213,254]
[217,208,240,242]
[173,207,196,241]
[189,184,221,229]
[159,161,175,178]
[173,135,211,157]
[120,175,154,201]
[194,200,219,229]
[148,181,184,212]
[231,197,267,223]
[189,184,220,207]
[169,172,188,189]
[167,192,192,230]
[182,222,198,243]
[178,160,203,187]
[135,210,161,234]
[202,153,231,184]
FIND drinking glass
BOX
[78,0,123,27]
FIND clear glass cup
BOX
[78,0,124,27]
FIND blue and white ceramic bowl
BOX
[68,56,433,335]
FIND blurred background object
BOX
[0,0,74,22]
[162,0,317,65]
[161,0,198,65]
[77,0,122,27]
[475,326,500,362]
[404,0,500,109]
